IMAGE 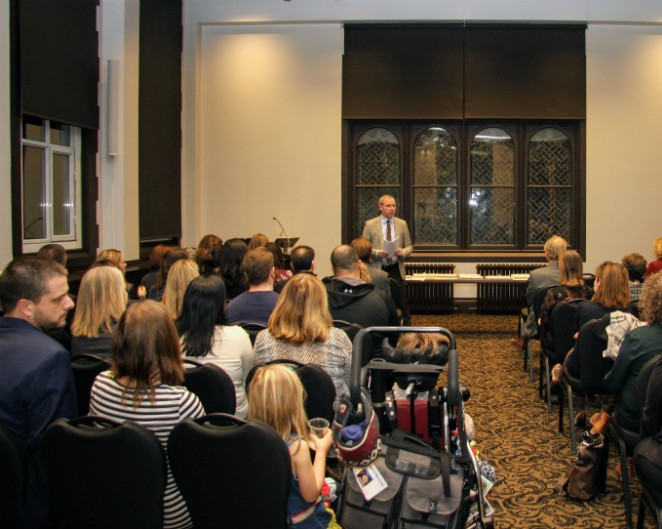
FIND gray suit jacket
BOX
[524,261,560,335]
[362,216,413,279]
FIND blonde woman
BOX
[644,237,662,279]
[94,248,145,299]
[71,266,128,358]
[254,274,352,397]
[162,259,200,320]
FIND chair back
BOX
[333,319,363,342]
[532,286,551,323]
[575,319,613,393]
[549,298,583,363]
[239,322,267,345]
[247,359,337,423]
[182,360,236,415]
[0,424,25,529]
[71,354,112,415]
[168,414,291,529]
[40,416,166,529]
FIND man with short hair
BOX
[0,256,77,529]
[274,245,316,294]
[362,194,413,325]
[622,252,647,304]
[323,244,399,332]
[226,247,279,325]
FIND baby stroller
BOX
[333,326,494,529]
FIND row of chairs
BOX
[520,285,661,529]
[40,413,292,529]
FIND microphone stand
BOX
[272,217,291,253]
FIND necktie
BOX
[386,220,392,241]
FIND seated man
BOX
[274,244,316,294]
[323,245,398,356]
[0,256,78,529]
[226,247,279,325]
[622,252,647,305]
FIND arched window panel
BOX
[413,127,458,245]
[470,128,515,246]
[356,128,401,234]
[527,128,573,245]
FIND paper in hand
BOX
[382,236,400,258]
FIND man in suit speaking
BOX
[362,194,413,325]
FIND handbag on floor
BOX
[555,433,604,500]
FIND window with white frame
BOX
[21,116,82,253]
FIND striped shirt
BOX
[89,371,205,529]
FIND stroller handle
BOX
[350,326,459,408]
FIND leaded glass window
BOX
[470,128,515,246]
[527,128,572,245]
[356,128,400,235]
[413,127,458,245]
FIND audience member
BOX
[644,237,662,279]
[254,274,352,397]
[178,275,254,418]
[323,244,399,330]
[36,243,67,266]
[162,259,200,320]
[538,249,593,357]
[247,232,269,250]
[633,352,662,504]
[71,266,128,358]
[265,241,292,287]
[195,233,223,275]
[274,244,316,294]
[576,261,633,329]
[247,364,339,528]
[141,244,173,292]
[226,247,279,325]
[351,236,391,296]
[95,248,145,300]
[362,194,413,325]
[148,247,190,302]
[89,300,204,529]
[621,252,646,307]
[603,271,662,432]
[0,256,77,529]
[511,235,568,348]
[220,238,249,300]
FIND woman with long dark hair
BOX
[220,238,249,300]
[177,275,254,418]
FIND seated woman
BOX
[148,247,190,302]
[265,242,292,287]
[644,236,662,279]
[633,352,662,505]
[141,244,173,293]
[576,261,633,330]
[195,233,223,276]
[604,271,662,432]
[178,275,254,418]
[89,300,205,529]
[162,259,199,321]
[254,274,353,397]
[538,249,593,356]
[71,266,128,358]
[95,248,143,299]
[220,238,249,300]
[351,237,391,296]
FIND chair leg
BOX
[615,434,634,529]
[544,355,552,413]
[566,383,577,456]
[637,494,646,529]
[527,340,534,384]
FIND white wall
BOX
[585,24,662,272]
[185,23,343,277]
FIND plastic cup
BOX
[308,417,330,438]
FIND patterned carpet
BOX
[411,313,653,529]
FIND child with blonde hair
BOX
[248,364,341,529]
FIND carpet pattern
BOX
[411,313,652,529]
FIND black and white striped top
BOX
[89,371,205,529]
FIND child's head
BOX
[248,364,309,442]
[391,332,450,365]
